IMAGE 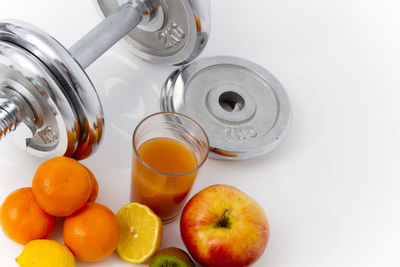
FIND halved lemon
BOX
[116,202,163,263]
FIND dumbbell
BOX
[0,0,210,159]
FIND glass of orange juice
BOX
[131,112,209,223]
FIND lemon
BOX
[116,202,163,263]
[16,239,75,267]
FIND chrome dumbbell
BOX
[0,0,210,159]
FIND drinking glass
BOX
[131,112,209,223]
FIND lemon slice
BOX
[116,202,163,263]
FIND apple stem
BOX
[221,208,229,218]
[217,208,230,228]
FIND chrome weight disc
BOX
[95,0,210,65]
[0,20,104,160]
[0,40,77,158]
[161,56,292,160]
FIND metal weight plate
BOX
[0,20,104,160]
[95,0,211,65]
[0,40,78,158]
[161,56,292,160]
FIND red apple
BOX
[180,184,270,267]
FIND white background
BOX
[1,0,400,266]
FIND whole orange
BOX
[63,203,119,262]
[32,157,92,217]
[83,166,99,203]
[0,187,56,245]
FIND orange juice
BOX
[131,137,198,221]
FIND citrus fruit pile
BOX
[0,157,119,265]
[0,156,167,266]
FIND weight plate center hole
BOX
[218,91,245,112]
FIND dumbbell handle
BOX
[69,2,145,69]
[0,98,19,139]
